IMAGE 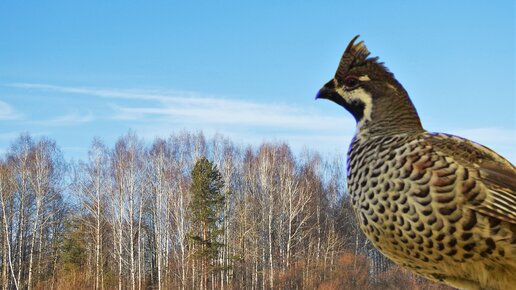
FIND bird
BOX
[316,35,516,290]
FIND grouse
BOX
[316,35,516,290]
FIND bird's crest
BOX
[336,35,385,79]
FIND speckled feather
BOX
[347,132,516,289]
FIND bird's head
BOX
[317,35,423,136]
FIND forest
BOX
[0,131,454,290]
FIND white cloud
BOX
[11,83,186,102]
[32,112,95,126]
[113,103,351,130]
[0,100,22,120]
[0,132,20,141]
[10,83,355,132]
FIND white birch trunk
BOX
[0,180,18,290]
[26,199,41,290]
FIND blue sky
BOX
[0,1,515,162]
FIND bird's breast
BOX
[346,133,516,284]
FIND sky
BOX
[0,1,515,163]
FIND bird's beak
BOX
[316,79,342,105]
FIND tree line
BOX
[0,131,452,290]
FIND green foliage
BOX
[189,156,225,260]
[60,220,87,272]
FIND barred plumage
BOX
[317,36,516,290]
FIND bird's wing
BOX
[475,160,516,224]
[425,133,516,225]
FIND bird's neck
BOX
[355,93,424,139]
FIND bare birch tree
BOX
[0,162,18,290]
[26,138,65,290]
[111,132,147,290]
[148,138,173,290]
[74,138,110,290]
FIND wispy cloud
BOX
[0,132,20,141]
[31,112,95,126]
[10,83,354,132]
[0,100,22,120]
[11,83,189,102]
[112,103,349,130]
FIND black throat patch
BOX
[344,99,365,123]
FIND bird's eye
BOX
[343,76,360,89]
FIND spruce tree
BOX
[189,157,225,289]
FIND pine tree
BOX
[189,157,225,290]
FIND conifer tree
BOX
[189,157,225,289]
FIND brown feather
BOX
[477,161,516,224]
[425,133,516,225]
